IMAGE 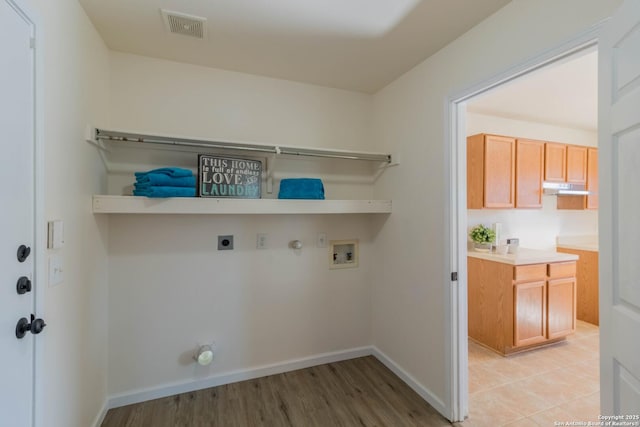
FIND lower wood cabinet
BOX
[468,257,577,355]
[547,277,577,339]
[514,280,547,347]
[557,247,599,325]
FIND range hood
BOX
[543,182,590,196]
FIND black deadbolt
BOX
[17,245,31,263]
[16,276,32,295]
[15,314,46,339]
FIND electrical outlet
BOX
[257,233,268,249]
[317,232,327,248]
[217,235,234,250]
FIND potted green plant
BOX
[469,224,495,252]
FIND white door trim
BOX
[32,7,45,427]
[443,20,607,422]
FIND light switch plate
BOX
[257,233,268,249]
[49,255,63,286]
[47,220,64,249]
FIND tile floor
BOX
[458,320,600,427]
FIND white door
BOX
[0,1,38,426]
[599,0,640,416]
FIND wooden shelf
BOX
[92,195,392,215]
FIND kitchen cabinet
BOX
[467,134,515,209]
[545,143,588,184]
[566,145,588,184]
[547,261,577,338]
[544,142,567,182]
[468,133,595,210]
[586,148,598,209]
[514,279,547,347]
[557,147,598,210]
[556,246,599,325]
[468,256,577,355]
[515,139,544,208]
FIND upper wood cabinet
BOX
[515,139,544,208]
[557,147,598,210]
[544,143,567,182]
[545,143,588,184]
[566,145,588,184]
[467,134,515,209]
[469,133,596,210]
[586,148,598,209]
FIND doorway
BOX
[446,27,604,424]
[464,50,599,425]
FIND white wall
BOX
[467,112,598,147]
[468,197,598,250]
[106,52,377,199]
[24,0,111,426]
[109,52,372,151]
[371,0,621,415]
[467,113,598,250]
[108,214,375,395]
[106,54,379,397]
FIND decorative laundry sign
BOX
[198,155,262,198]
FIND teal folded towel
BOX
[133,186,196,198]
[134,167,193,179]
[278,178,325,200]
[135,174,195,187]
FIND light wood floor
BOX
[102,356,452,427]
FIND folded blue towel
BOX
[135,174,195,187]
[278,178,325,200]
[133,186,196,198]
[134,167,193,179]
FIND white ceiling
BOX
[467,50,598,131]
[78,0,511,93]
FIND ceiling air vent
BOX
[160,9,207,39]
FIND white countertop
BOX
[556,235,599,252]
[556,243,599,252]
[468,248,579,265]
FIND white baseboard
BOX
[108,346,372,409]
[371,346,447,417]
[91,399,108,427]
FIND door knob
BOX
[16,276,32,295]
[17,245,31,263]
[15,314,46,339]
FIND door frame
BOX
[5,1,45,425]
[444,21,607,421]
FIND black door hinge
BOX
[451,272,458,281]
